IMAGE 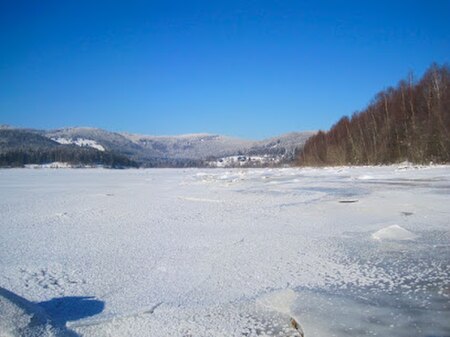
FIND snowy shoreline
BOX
[1,160,449,171]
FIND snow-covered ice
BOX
[1,165,449,336]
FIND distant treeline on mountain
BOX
[298,63,450,165]
[0,129,138,168]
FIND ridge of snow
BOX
[371,225,417,241]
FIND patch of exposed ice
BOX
[371,225,417,241]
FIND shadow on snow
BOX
[0,286,104,336]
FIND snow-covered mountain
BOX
[1,126,315,167]
[44,127,144,156]
[121,133,255,160]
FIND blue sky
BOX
[1,1,449,139]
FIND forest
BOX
[0,148,138,168]
[298,64,450,165]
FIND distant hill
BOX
[298,63,450,166]
[121,131,315,166]
[246,132,315,158]
[120,132,254,161]
[0,126,315,168]
[0,129,138,168]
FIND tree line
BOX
[298,63,450,165]
[0,147,138,168]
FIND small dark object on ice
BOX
[339,200,358,203]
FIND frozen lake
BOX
[1,165,449,337]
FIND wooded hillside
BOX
[0,129,138,168]
[298,64,450,165]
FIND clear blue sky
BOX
[1,1,449,139]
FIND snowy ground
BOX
[0,165,449,337]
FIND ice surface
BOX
[0,165,449,336]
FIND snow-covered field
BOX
[1,165,449,337]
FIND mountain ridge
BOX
[0,126,315,167]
